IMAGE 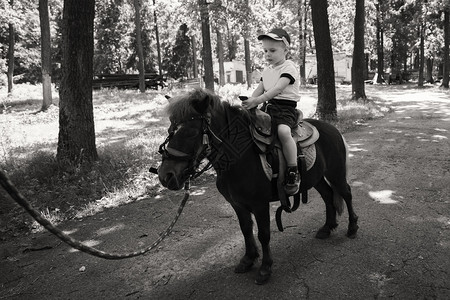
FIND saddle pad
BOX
[301,144,317,172]
[252,109,272,136]
[259,144,316,181]
[293,121,319,147]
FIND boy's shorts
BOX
[264,99,299,128]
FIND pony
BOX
[157,88,358,284]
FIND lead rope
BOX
[0,170,190,260]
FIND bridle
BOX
[158,113,223,180]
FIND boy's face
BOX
[261,39,288,67]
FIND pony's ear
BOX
[191,89,217,114]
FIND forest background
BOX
[1,0,449,91]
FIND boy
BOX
[241,28,301,195]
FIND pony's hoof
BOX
[346,224,359,239]
[315,227,331,239]
[234,256,255,273]
[255,267,272,285]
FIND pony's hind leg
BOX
[314,177,339,239]
[327,179,359,238]
[342,183,359,238]
[231,204,259,273]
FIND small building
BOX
[213,61,247,84]
[305,52,352,83]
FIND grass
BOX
[0,83,388,238]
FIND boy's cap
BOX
[258,28,291,46]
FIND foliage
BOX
[164,24,192,79]
[1,1,41,83]
[0,0,448,86]
[94,0,134,74]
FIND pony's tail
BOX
[335,134,350,216]
[332,186,344,216]
[342,134,350,181]
[324,178,344,216]
[330,134,349,216]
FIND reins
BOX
[0,170,191,260]
[0,113,219,259]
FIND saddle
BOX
[250,108,319,154]
[249,108,320,231]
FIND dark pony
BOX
[158,89,358,284]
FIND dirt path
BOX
[1,86,450,299]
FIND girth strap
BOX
[275,147,308,232]
[298,147,308,204]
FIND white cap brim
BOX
[258,33,290,47]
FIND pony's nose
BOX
[160,171,174,186]
[160,171,181,190]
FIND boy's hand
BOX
[241,97,259,110]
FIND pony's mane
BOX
[165,88,250,123]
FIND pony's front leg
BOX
[253,205,273,285]
[232,204,259,273]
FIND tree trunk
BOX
[133,0,145,93]
[39,0,53,111]
[376,0,384,84]
[153,0,163,78]
[243,0,252,88]
[244,39,252,88]
[198,0,214,91]
[7,0,14,95]
[298,0,307,85]
[352,0,366,100]
[365,52,370,80]
[418,23,425,87]
[192,35,198,79]
[426,58,434,83]
[311,0,337,121]
[217,29,225,86]
[57,0,98,164]
[442,7,449,88]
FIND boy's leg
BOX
[278,124,300,195]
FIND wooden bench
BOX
[168,78,202,89]
[93,73,167,90]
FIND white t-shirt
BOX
[261,60,300,102]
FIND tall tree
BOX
[39,0,53,110]
[311,0,337,120]
[298,0,308,85]
[442,5,449,88]
[418,19,425,87]
[216,29,225,86]
[198,0,214,91]
[375,0,385,83]
[133,0,145,92]
[352,0,366,100]
[210,1,226,86]
[243,0,252,88]
[7,0,15,94]
[94,0,131,74]
[166,24,192,79]
[191,35,198,78]
[152,0,163,76]
[57,0,98,163]
[244,39,251,87]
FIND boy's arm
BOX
[257,77,290,102]
[251,81,265,97]
[242,77,290,109]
